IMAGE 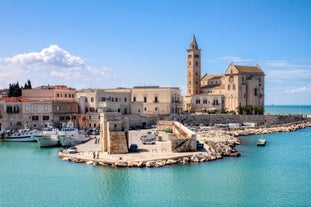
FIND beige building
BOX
[131,86,182,116]
[186,35,265,114]
[75,86,182,129]
[0,97,79,130]
[22,85,76,101]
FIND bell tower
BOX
[187,35,201,97]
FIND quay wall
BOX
[127,114,305,128]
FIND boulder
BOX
[166,159,177,165]
[146,161,156,167]
[115,161,128,167]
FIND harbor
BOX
[58,120,311,168]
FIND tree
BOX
[24,79,32,89]
[8,79,32,97]
[8,82,22,97]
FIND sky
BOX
[1,0,311,105]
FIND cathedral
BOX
[185,35,265,114]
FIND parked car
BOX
[142,137,155,145]
[68,146,78,154]
[196,140,204,149]
[129,144,138,152]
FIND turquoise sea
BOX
[265,105,311,115]
[0,106,311,206]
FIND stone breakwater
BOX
[232,121,311,136]
[58,135,241,168]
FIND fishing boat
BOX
[35,127,60,147]
[57,127,89,147]
[257,138,266,146]
[1,127,38,142]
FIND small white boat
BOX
[57,127,89,147]
[2,128,38,142]
[257,138,266,146]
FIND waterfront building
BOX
[22,85,76,101]
[76,87,182,129]
[131,86,182,116]
[186,35,265,114]
[0,97,79,130]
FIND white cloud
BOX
[4,45,85,68]
[285,85,311,94]
[0,45,115,89]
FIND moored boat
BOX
[35,126,60,147]
[57,127,89,147]
[257,138,266,146]
[1,128,38,142]
[36,135,60,147]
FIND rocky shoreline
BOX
[58,121,310,168]
[232,120,311,136]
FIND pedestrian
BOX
[93,151,96,159]
[94,136,97,144]
[96,151,100,159]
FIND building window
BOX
[101,97,106,102]
[44,106,48,111]
[196,99,200,104]
[144,107,147,111]
[195,62,198,66]
[213,99,219,105]
[155,107,158,111]
[91,97,94,102]
[189,61,191,66]
[194,54,200,58]
[25,106,29,112]
[189,81,191,84]
[65,94,67,98]
[33,106,37,112]
[133,97,136,102]
[254,88,258,96]
[112,97,114,102]
[32,116,39,121]
[144,97,147,103]
[154,96,158,103]
[118,108,120,113]
[57,93,59,97]
[124,97,127,102]
[43,116,49,121]
[242,77,244,82]
[228,85,230,90]
[13,106,19,113]
[203,99,207,104]
[233,84,236,90]
[6,106,12,113]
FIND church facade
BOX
[186,35,265,114]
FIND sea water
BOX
[265,105,311,116]
[1,105,311,206]
[1,128,311,206]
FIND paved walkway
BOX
[61,130,199,163]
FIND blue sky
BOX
[1,0,311,105]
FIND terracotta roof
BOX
[0,97,49,103]
[234,65,263,73]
